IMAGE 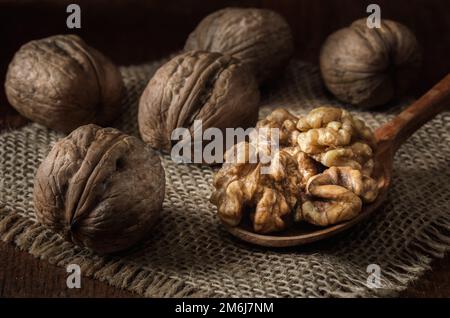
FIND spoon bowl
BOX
[224,73,450,247]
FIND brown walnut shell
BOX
[33,124,165,254]
[138,50,260,160]
[184,7,294,84]
[320,19,422,108]
[5,35,124,133]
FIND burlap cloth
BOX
[1,59,449,297]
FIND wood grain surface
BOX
[1,0,450,133]
[1,239,449,298]
[0,0,449,298]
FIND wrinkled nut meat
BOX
[296,106,376,175]
[301,166,378,226]
[5,35,124,133]
[320,19,422,108]
[138,50,260,159]
[211,107,380,233]
[185,7,294,84]
[256,108,299,146]
[211,143,318,233]
[33,124,165,254]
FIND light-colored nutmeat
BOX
[301,166,378,226]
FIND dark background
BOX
[0,0,449,297]
[1,0,450,129]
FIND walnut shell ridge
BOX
[5,34,124,133]
[33,124,165,254]
[320,19,422,108]
[184,7,294,84]
[138,50,260,159]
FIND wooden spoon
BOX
[225,73,450,247]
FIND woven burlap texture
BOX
[1,59,449,297]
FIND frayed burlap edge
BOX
[0,203,206,297]
[1,201,449,298]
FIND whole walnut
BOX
[184,8,294,84]
[5,35,124,133]
[33,124,165,254]
[138,50,260,161]
[320,19,422,108]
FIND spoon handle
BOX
[375,73,450,152]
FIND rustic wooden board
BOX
[0,0,449,298]
[1,240,449,297]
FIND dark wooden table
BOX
[1,238,449,297]
[0,0,449,298]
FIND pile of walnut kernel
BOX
[210,106,380,233]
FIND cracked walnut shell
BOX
[5,35,124,133]
[138,50,260,159]
[185,8,294,84]
[320,19,422,108]
[33,124,165,254]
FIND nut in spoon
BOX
[225,73,450,247]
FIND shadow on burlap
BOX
[1,59,449,297]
